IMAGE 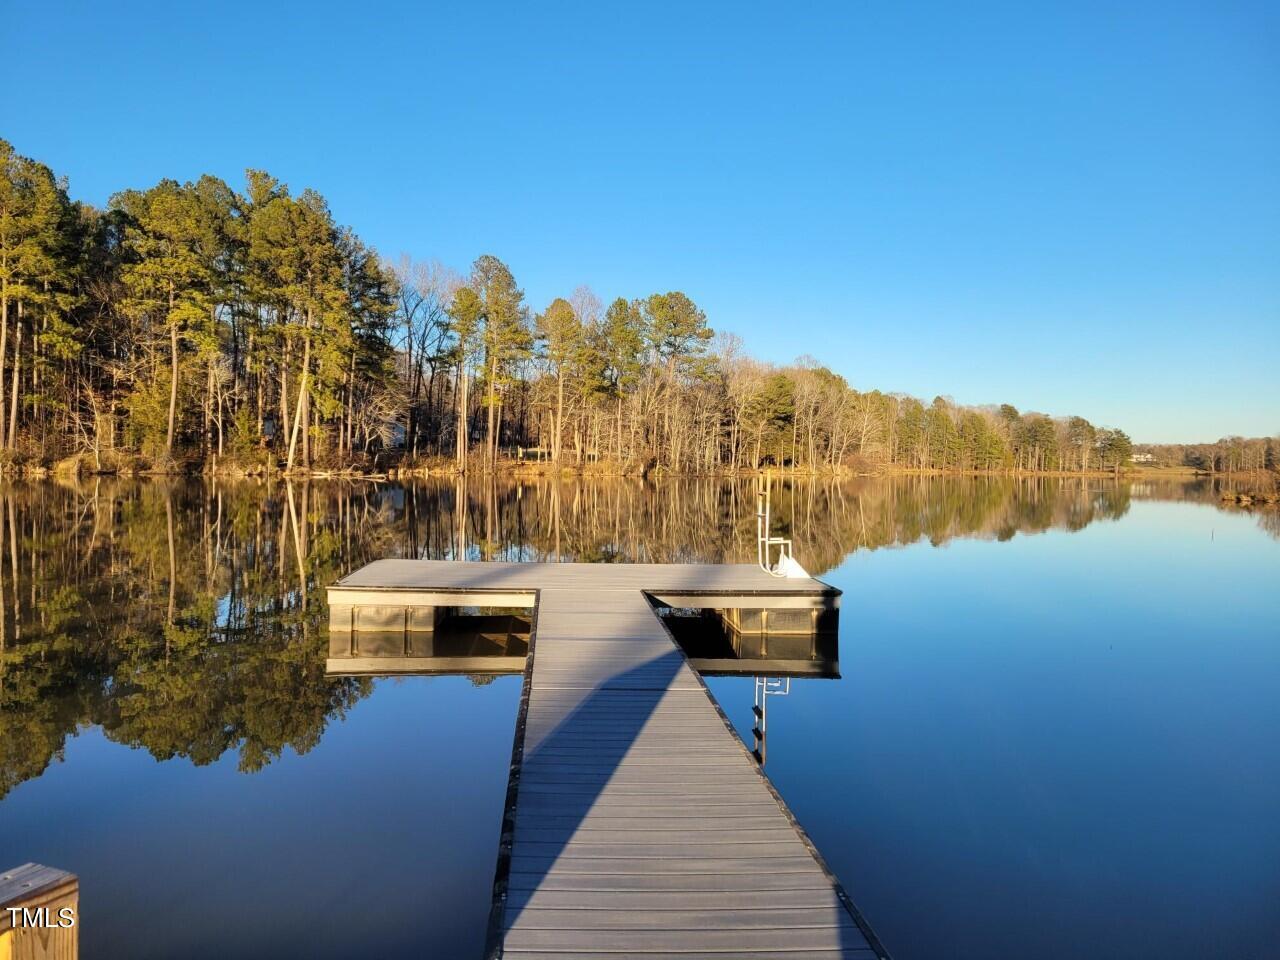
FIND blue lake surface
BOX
[1,675,519,959]
[711,497,1280,959]
[0,477,1275,958]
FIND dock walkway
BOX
[328,560,888,960]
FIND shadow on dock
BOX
[487,649,883,958]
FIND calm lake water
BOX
[0,476,1276,958]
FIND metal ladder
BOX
[756,471,793,577]
[751,676,791,765]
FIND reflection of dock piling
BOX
[327,560,889,959]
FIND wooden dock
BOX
[1,862,78,959]
[328,560,889,960]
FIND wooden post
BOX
[0,864,78,960]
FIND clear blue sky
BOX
[4,0,1277,442]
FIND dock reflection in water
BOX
[659,604,840,678]
[327,611,531,677]
[659,603,840,766]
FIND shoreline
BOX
[6,452,1275,500]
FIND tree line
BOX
[3,137,1148,475]
[1135,437,1278,475]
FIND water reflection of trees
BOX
[0,481,372,799]
[1,473,1244,799]
[391,475,1134,571]
[1128,477,1280,541]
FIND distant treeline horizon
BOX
[1,137,1272,477]
[1132,438,1277,474]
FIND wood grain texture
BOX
[0,864,78,960]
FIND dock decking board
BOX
[327,560,888,960]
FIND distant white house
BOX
[1131,452,1156,464]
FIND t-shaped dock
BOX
[328,560,889,960]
